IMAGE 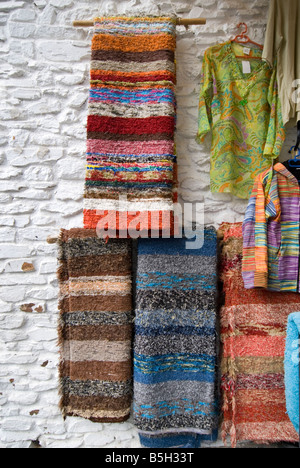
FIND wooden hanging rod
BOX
[73,18,206,27]
[47,236,58,244]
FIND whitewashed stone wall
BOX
[0,0,297,449]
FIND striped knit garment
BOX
[218,222,299,447]
[84,16,177,236]
[133,231,219,448]
[242,162,300,292]
[57,229,133,422]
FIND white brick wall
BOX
[0,0,297,449]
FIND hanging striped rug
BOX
[133,231,219,448]
[84,16,177,237]
[218,222,299,447]
[57,229,133,422]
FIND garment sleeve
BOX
[242,173,269,289]
[263,65,286,159]
[196,49,213,144]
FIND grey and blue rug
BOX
[133,229,219,448]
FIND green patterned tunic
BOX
[196,41,285,199]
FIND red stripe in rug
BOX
[87,115,175,136]
[90,71,176,84]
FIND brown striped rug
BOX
[57,229,133,422]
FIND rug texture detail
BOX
[57,229,133,422]
[133,230,219,448]
[83,16,178,236]
[218,222,299,447]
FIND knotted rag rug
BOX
[133,230,219,448]
[57,229,133,422]
[218,222,299,447]
[84,16,177,237]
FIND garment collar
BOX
[274,162,299,186]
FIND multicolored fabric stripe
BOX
[57,229,133,422]
[84,17,178,236]
[219,222,299,447]
[133,231,219,448]
[242,162,300,292]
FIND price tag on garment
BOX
[243,47,251,55]
[242,60,251,74]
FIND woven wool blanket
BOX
[57,229,133,422]
[133,230,219,448]
[84,16,177,237]
[218,222,299,447]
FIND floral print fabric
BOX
[196,41,285,199]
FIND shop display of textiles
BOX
[52,12,300,449]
